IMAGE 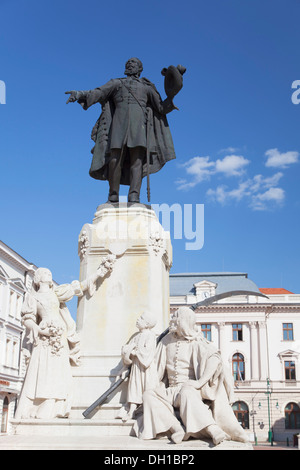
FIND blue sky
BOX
[1,0,300,308]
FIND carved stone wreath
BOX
[149,231,164,255]
[78,230,89,259]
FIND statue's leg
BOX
[35,398,56,419]
[141,389,182,441]
[108,149,122,202]
[128,147,145,203]
[177,386,230,445]
[177,386,215,434]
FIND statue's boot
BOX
[206,424,230,446]
[170,424,185,444]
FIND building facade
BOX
[170,272,300,444]
[0,241,37,434]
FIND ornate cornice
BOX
[170,303,300,314]
[0,243,37,274]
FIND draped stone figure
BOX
[136,307,249,446]
[116,311,158,422]
[15,255,115,420]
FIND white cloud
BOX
[251,187,285,211]
[265,148,299,168]
[177,147,296,211]
[206,186,228,205]
[175,156,215,190]
[227,181,252,201]
[184,156,215,180]
[175,178,198,190]
[218,146,240,154]
[207,182,250,206]
[176,154,250,190]
[215,155,250,176]
[206,174,285,211]
[249,172,283,192]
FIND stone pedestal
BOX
[71,203,172,417]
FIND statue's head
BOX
[125,57,143,77]
[136,311,157,330]
[170,307,198,340]
[33,268,53,289]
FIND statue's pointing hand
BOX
[65,90,78,104]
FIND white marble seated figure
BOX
[15,255,115,420]
[137,307,249,446]
[118,312,158,421]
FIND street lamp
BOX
[250,409,257,445]
[265,378,272,443]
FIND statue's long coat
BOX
[77,76,176,185]
[135,333,249,443]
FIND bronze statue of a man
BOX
[66,58,185,203]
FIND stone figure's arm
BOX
[56,254,116,301]
[121,341,136,366]
[80,254,116,296]
[135,332,157,369]
[20,293,44,345]
[184,354,221,390]
[147,86,178,115]
[154,337,168,382]
[65,79,116,110]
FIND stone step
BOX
[10,418,254,450]
[11,418,135,437]
[0,433,253,450]
[70,403,124,420]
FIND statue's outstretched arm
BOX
[80,254,116,296]
[55,254,116,302]
[65,90,92,110]
[65,80,116,110]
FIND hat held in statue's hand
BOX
[161,65,186,98]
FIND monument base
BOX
[10,419,253,450]
[73,202,173,417]
[11,417,134,438]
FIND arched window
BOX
[232,353,245,381]
[232,401,249,429]
[1,396,9,433]
[285,402,300,429]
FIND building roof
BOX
[259,288,294,295]
[169,272,263,298]
[0,239,38,272]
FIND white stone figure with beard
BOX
[137,307,249,446]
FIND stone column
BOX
[258,321,268,380]
[218,322,226,359]
[249,321,259,380]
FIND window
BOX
[285,403,300,429]
[201,324,211,341]
[13,340,19,368]
[9,290,16,317]
[285,361,296,381]
[232,401,249,429]
[232,353,245,381]
[232,324,243,341]
[16,294,23,320]
[5,338,11,366]
[283,323,294,341]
